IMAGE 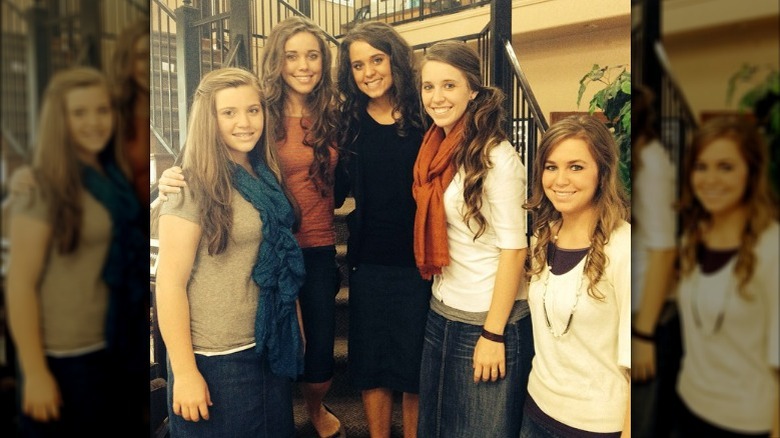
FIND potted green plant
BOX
[726,63,779,195]
[577,64,632,196]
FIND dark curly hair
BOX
[337,21,424,147]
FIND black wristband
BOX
[631,326,654,342]
[481,328,505,343]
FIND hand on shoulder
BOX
[157,166,186,201]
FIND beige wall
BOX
[662,12,779,118]
[662,0,778,35]
[396,0,631,120]
[513,16,630,120]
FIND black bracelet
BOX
[481,328,505,343]
[631,326,655,342]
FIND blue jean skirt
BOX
[418,306,534,438]
[166,347,294,438]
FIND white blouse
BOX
[527,221,631,433]
[432,141,528,312]
[677,222,779,433]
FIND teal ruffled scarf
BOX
[231,155,305,378]
[81,159,147,374]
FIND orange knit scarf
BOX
[412,118,466,280]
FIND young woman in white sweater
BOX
[522,115,631,437]
[674,116,778,437]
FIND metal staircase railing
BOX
[654,41,698,130]
[1,0,29,159]
[653,41,698,202]
[0,0,149,160]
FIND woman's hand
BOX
[22,368,62,422]
[473,336,506,383]
[157,166,186,201]
[172,370,213,422]
[631,337,656,382]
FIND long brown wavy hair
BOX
[524,115,630,299]
[177,67,286,255]
[259,16,339,198]
[420,40,508,239]
[678,116,778,297]
[110,18,149,144]
[32,67,128,254]
[337,21,424,147]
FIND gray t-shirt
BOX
[8,167,111,354]
[160,185,263,353]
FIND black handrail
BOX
[0,0,23,15]
[151,124,176,157]
[655,41,697,130]
[504,39,548,133]
[152,0,175,19]
[224,35,244,67]
[1,124,28,160]
[411,31,488,51]
[192,11,232,27]
[277,0,339,46]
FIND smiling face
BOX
[215,85,264,163]
[421,60,476,135]
[349,40,394,101]
[542,137,599,220]
[691,137,749,219]
[65,85,114,160]
[282,31,323,101]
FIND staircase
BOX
[292,198,406,438]
[148,2,538,436]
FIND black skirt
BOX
[347,263,432,393]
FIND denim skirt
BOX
[167,348,294,438]
[418,308,534,438]
[17,349,114,437]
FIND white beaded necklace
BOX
[542,233,586,338]
[690,264,735,336]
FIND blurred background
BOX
[1,0,776,437]
[631,1,778,437]
[1,0,150,435]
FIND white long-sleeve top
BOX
[432,141,528,312]
[677,221,779,433]
[527,220,631,433]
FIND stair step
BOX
[293,387,406,438]
[335,197,355,216]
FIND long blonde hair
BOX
[679,116,777,297]
[524,115,630,299]
[32,67,123,254]
[421,41,508,239]
[178,67,285,255]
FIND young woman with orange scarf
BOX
[412,41,533,437]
